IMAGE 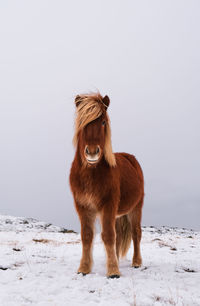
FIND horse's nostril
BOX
[96,147,100,154]
[85,147,90,155]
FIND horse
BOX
[69,93,144,278]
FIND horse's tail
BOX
[116,215,132,258]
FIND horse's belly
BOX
[117,188,141,216]
[117,201,136,216]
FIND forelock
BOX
[73,93,104,146]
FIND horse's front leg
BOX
[100,206,120,278]
[76,204,96,275]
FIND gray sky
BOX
[0,0,200,231]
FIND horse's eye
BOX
[102,120,106,126]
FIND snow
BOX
[0,215,200,306]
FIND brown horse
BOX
[70,93,144,278]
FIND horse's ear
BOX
[102,95,110,109]
[75,95,82,107]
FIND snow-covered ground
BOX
[0,215,199,306]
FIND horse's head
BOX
[73,93,116,167]
[80,114,108,165]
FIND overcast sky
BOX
[0,0,200,231]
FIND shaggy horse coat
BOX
[70,93,144,278]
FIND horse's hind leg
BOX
[128,200,143,268]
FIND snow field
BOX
[0,216,199,305]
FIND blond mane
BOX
[73,93,116,167]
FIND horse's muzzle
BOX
[85,145,101,164]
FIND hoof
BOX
[108,274,120,279]
[132,258,142,268]
[77,272,87,276]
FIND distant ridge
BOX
[0,215,76,233]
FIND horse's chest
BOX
[75,178,101,210]
[76,191,99,210]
